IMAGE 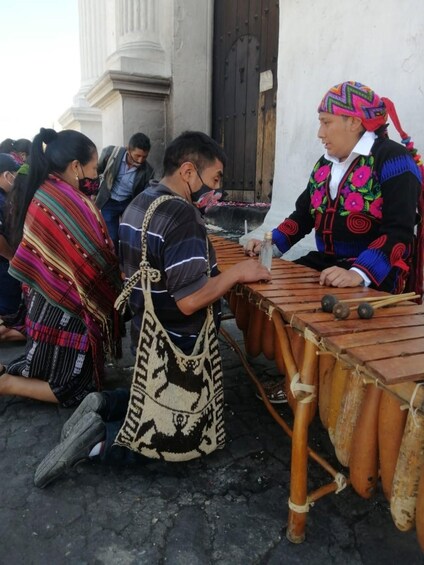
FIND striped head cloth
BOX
[318,81,387,132]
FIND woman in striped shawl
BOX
[0,128,122,407]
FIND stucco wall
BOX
[168,0,213,140]
[244,0,424,258]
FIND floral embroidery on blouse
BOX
[309,155,382,219]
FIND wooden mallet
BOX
[321,293,395,313]
[332,292,419,320]
[357,293,420,319]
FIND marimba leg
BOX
[286,338,318,543]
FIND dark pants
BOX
[0,261,22,316]
[99,388,148,465]
[100,197,132,254]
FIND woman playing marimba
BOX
[245,81,423,403]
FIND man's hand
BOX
[319,267,364,288]
[244,238,262,257]
[235,258,272,283]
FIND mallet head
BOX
[333,302,351,320]
[357,302,374,319]
[321,294,338,313]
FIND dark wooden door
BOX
[212,0,279,203]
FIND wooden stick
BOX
[334,292,420,320]
[339,292,417,305]
[357,294,421,319]
[338,292,418,312]
[369,293,420,310]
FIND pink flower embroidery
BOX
[314,165,331,183]
[369,197,383,219]
[311,190,323,209]
[351,166,371,188]
[345,192,364,212]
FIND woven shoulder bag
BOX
[114,195,225,461]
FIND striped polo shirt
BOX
[119,182,220,353]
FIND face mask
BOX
[79,175,100,196]
[191,184,222,215]
[190,167,223,215]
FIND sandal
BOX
[0,364,6,376]
[256,378,288,404]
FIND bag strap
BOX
[115,195,212,314]
[101,145,121,186]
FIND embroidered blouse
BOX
[272,136,422,289]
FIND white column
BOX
[107,0,170,76]
[76,0,108,102]
[118,0,156,39]
[58,0,107,150]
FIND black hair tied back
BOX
[39,128,58,145]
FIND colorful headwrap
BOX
[318,81,387,131]
[319,80,424,300]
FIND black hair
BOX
[128,132,151,152]
[0,138,15,153]
[163,131,226,176]
[16,128,97,243]
[14,138,32,155]
[5,169,29,252]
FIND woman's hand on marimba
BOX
[244,238,262,256]
[235,259,272,283]
[319,266,365,288]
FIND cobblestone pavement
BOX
[0,319,422,565]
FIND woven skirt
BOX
[7,290,96,407]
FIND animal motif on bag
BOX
[152,333,212,411]
[135,409,214,458]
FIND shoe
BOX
[60,392,106,442]
[256,378,288,405]
[34,412,105,488]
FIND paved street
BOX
[0,319,422,564]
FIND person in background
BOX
[0,138,32,164]
[33,131,271,488]
[0,128,122,407]
[0,153,21,316]
[0,162,30,342]
[95,132,154,253]
[0,138,15,154]
[12,138,32,164]
[245,80,423,403]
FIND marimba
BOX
[210,234,424,549]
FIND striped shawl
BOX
[10,175,122,388]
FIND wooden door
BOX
[212,0,279,203]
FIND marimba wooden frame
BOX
[211,235,424,545]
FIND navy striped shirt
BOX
[119,182,220,353]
